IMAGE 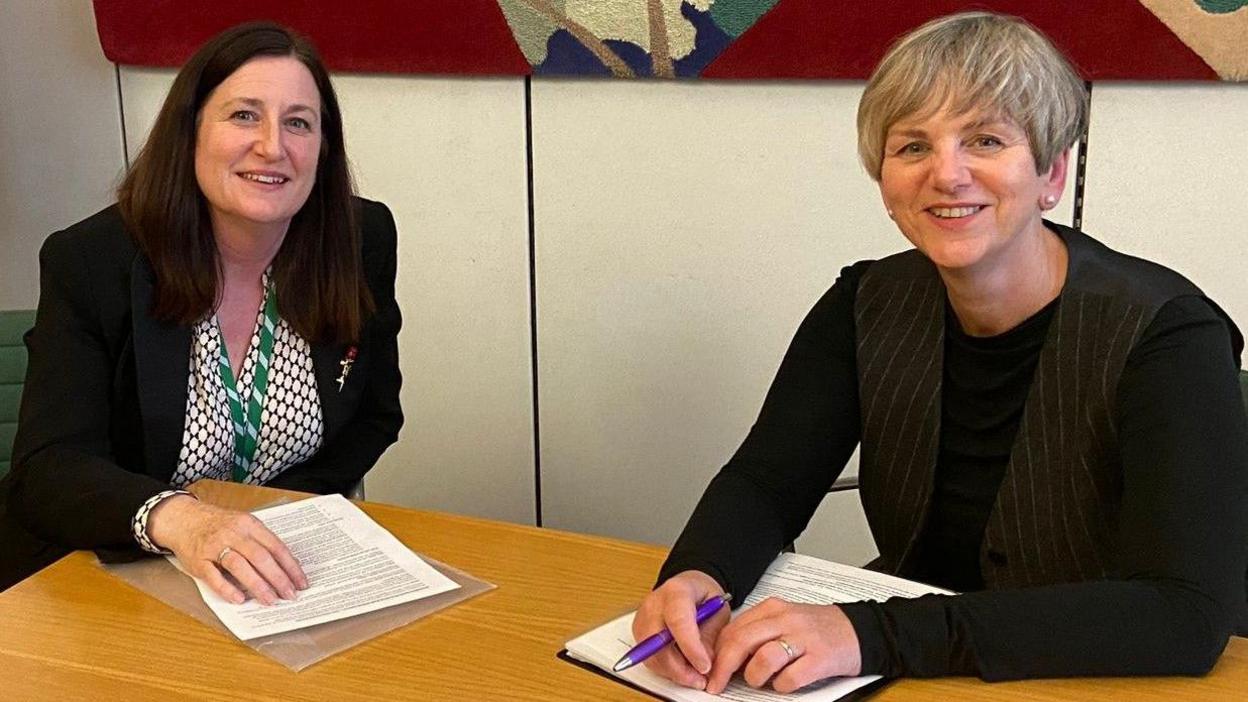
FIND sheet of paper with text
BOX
[172,493,460,640]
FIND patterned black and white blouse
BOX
[131,285,324,553]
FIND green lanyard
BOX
[217,285,279,482]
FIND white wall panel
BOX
[1083,83,1248,327]
[796,488,879,567]
[533,80,892,561]
[335,76,534,524]
[0,1,125,309]
[120,70,536,523]
[117,67,173,157]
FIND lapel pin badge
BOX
[336,346,358,392]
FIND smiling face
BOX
[194,55,322,237]
[879,103,1068,275]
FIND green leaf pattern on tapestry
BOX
[1195,0,1248,13]
[710,0,783,37]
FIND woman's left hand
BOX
[705,598,862,694]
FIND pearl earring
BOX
[887,209,895,218]
[1042,195,1057,208]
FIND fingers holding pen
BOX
[632,570,728,688]
[633,590,708,686]
[664,594,722,674]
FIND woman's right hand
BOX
[632,569,730,690]
[146,495,308,605]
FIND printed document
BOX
[565,553,951,701]
[172,493,460,640]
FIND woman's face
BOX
[878,103,1067,274]
[194,56,322,236]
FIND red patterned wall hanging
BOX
[93,0,1247,80]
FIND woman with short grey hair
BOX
[634,11,1247,692]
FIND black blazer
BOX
[0,197,403,587]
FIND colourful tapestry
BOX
[93,0,1248,80]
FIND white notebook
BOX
[564,553,951,701]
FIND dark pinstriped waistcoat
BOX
[854,223,1205,589]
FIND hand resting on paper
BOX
[633,570,730,690]
[146,495,308,606]
[705,596,862,694]
[636,569,862,694]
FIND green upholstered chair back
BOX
[0,310,36,479]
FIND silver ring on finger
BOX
[775,638,798,660]
[216,546,234,565]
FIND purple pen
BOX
[613,593,732,672]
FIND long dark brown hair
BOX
[118,22,372,343]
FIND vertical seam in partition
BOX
[115,64,130,169]
[525,76,543,528]
[1072,81,1091,229]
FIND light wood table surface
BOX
[0,480,1243,701]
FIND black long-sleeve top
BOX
[659,260,1248,680]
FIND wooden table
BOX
[0,481,1244,701]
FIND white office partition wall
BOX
[334,75,535,524]
[0,1,126,310]
[116,68,171,156]
[1082,83,1248,328]
[530,80,891,561]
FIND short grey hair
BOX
[856,12,1088,181]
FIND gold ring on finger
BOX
[216,546,234,565]
[776,638,797,660]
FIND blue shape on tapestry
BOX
[536,29,614,76]
[535,30,654,76]
[1195,0,1247,13]
[605,39,656,76]
[675,3,734,77]
[533,2,735,78]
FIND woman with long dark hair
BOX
[0,23,403,603]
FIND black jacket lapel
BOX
[130,256,191,481]
[311,341,350,442]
